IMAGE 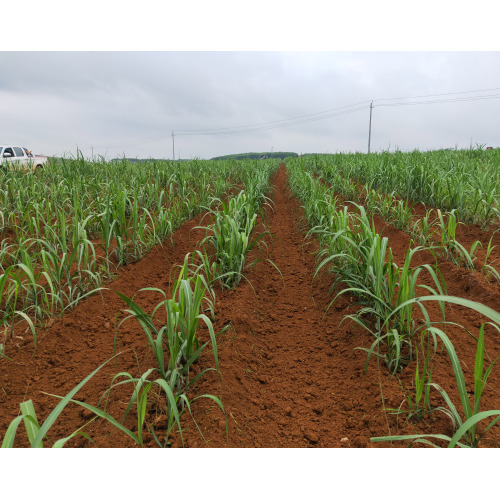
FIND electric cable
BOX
[84,86,500,151]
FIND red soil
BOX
[1,164,499,448]
[168,165,500,448]
[0,209,211,446]
[368,183,500,276]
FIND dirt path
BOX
[172,165,408,448]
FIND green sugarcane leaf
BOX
[448,411,500,448]
[20,400,42,448]
[33,354,120,448]
[1,415,25,448]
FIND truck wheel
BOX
[35,165,43,173]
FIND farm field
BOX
[1,151,499,448]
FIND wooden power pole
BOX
[368,101,373,154]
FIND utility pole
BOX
[368,101,373,154]
[172,131,175,161]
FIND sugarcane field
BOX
[1,150,499,449]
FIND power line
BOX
[175,100,373,133]
[366,91,500,154]
[92,101,372,148]
[373,86,500,103]
[87,86,500,151]
[376,93,500,107]
[176,105,370,136]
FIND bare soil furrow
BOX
[170,165,408,448]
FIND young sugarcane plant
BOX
[387,330,435,422]
[372,297,500,447]
[410,209,437,247]
[312,203,447,373]
[390,199,414,230]
[1,355,118,448]
[197,190,271,289]
[436,209,481,269]
[481,232,500,285]
[74,367,228,447]
[116,256,224,390]
[113,258,229,446]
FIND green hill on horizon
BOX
[211,152,298,161]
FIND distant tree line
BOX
[108,152,301,163]
[211,152,298,161]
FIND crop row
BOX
[287,160,500,448]
[0,158,274,352]
[303,149,500,227]
[294,156,499,284]
[1,160,278,447]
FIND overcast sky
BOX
[2,51,499,160]
[2,0,500,161]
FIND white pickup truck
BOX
[0,145,48,172]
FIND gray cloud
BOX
[1,51,499,159]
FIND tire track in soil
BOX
[173,164,408,448]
